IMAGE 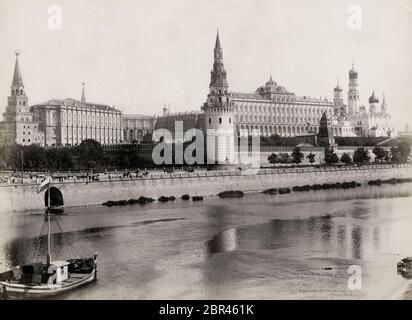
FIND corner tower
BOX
[1,51,41,146]
[202,30,235,164]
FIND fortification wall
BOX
[0,164,411,213]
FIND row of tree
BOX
[0,139,145,171]
[268,143,411,166]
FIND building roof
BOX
[33,98,121,113]
[12,51,24,87]
[52,260,69,267]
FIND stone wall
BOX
[0,164,411,213]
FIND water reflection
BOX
[2,217,186,269]
[0,183,411,299]
[207,213,377,262]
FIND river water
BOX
[1,184,412,299]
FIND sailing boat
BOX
[0,177,98,299]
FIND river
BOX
[1,183,412,299]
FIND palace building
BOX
[31,83,122,147]
[155,31,395,143]
[0,52,123,147]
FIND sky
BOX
[0,0,411,131]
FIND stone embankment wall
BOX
[0,164,411,213]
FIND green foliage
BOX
[306,152,316,164]
[141,133,153,143]
[340,153,352,165]
[261,135,300,147]
[268,153,279,164]
[279,153,291,163]
[390,143,411,163]
[353,147,370,164]
[372,146,388,163]
[335,137,387,146]
[0,140,146,171]
[324,147,339,164]
[291,147,304,164]
[268,152,291,164]
[75,139,104,170]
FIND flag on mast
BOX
[37,177,51,194]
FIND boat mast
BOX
[46,178,51,265]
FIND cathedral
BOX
[155,31,395,142]
[0,31,395,151]
[333,63,394,137]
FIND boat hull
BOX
[1,269,96,299]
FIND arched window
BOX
[219,117,222,124]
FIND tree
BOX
[353,147,370,165]
[373,146,387,163]
[268,153,279,165]
[306,152,316,164]
[340,153,352,165]
[291,147,304,164]
[279,153,290,164]
[324,147,339,164]
[391,143,411,163]
[75,139,104,170]
[23,145,46,170]
[330,153,339,164]
[142,132,153,143]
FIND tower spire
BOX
[210,30,228,89]
[81,82,86,102]
[11,50,24,92]
[215,29,221,49]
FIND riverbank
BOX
[0,164,411,212]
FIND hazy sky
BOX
[0,0,411,130]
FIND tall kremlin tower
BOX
[202,31,235,164]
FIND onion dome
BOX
[369,91,379,104]
[349,62,358,79]
[334,80,342,92]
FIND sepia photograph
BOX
[0,0,411,310]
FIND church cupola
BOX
[368,90,379,113]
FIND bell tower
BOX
[203,30,235,164]
[348,61,360,114]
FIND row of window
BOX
[236,115,323,124]
[208,117,232,124]
[235,104,329,115]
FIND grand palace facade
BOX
[0,31,395,148]
[155,31,394,141]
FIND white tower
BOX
[348,62,360,114]
[203,31,235,164]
